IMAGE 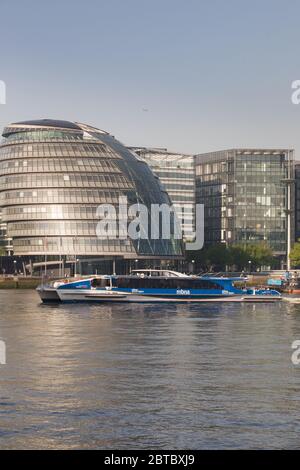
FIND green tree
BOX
[205,244,232,271]
[230,243,274,270]
[290,241,300,268]
[186,244,232,272]
[248,243,274,269]
[186,242,274,272]
[228,245,249,270]
[185,248,210,271]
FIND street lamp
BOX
[74,258,79,277]
[13,260,17,274]
[248,260,252,274]
[191,259,195,273]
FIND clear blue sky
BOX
[1,0,300,156]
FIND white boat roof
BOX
[130,269,188,277]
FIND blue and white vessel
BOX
[37,269,281,303]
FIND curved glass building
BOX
[0,120,183,273]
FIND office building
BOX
[131,147,195,243]
[294,162,300,242]
[195,148,294,265]
[0,120,183,274]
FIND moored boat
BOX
[37,270,281,304]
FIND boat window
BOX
[91,278,110,288]
[112,277,222,290]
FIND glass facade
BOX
[130,147,195,242]
[195,149,294,257]
[0,120,183,259]
[0,211,6,252]
[295,164,300,242]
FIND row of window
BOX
[195,162,227,175]
[160,183,194,191]
[0,173,133,190]
[235,155,286,162]
[0,157,120,172]
[197,175,286,185]
[152,171,195,180]
[196,157,287,175]
[236,189,286,198]
[235,223,286,230]
[7,221,100,236]
[137,153,194,169]
[236,175,286,184]
[204,212,285,221]
[110,277,222,290]
[12,237,135,254]
[204,203,285,215]
[197,185,285,196]
[0,158,121,175]
[235,165,286,172]
[0,189,127,205]
[204,231,286,249]
[3,204,100,220]
[4,202,182,216]
[196,175,230,183]
[200,197,285,206]
[3,130,85,143]
[196,175,286,185]
[235,232,286,241]
[0,142,109,158]
[167,194,195,202]
[235,208,285,218]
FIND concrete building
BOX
[195,148,294,267]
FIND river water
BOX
[0,290,299,449]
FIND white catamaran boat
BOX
[37,270,282,304]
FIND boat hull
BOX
[56,289,281,303]
[241,295,281,303]
[37,287,61,303]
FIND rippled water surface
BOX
[0,290,300,449]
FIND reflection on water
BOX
[0,290,300,449]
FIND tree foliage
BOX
[187,242,275,272]
[290,241,300,268]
